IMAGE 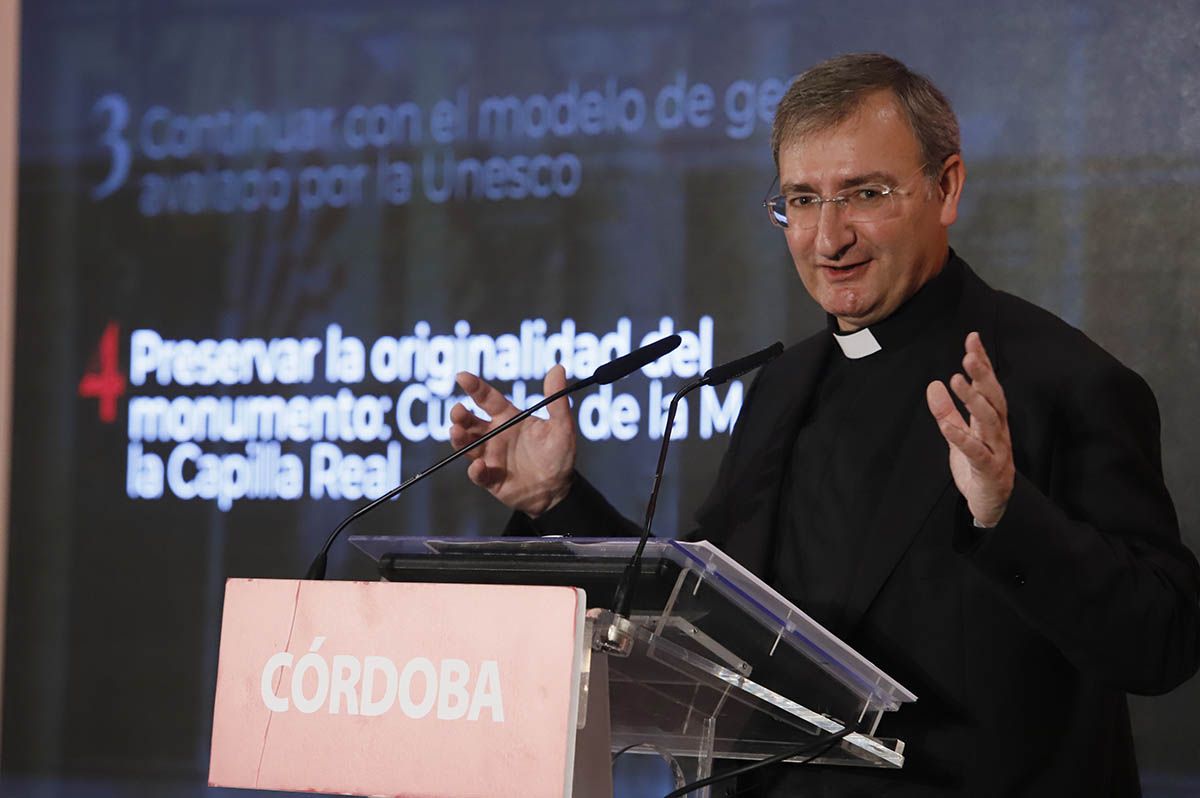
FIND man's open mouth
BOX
[825,260,869,272]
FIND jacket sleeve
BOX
[505,367,773,543]
[960,358,1200,695]
[503,472,642,538]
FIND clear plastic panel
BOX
[352,535,915,773]
[596,607,903,771]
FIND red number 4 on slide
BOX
[79,321,127,423]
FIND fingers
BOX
[965,330,993,369]
[961,332,1008,420]
[451,371,514,457]
[932,334,1015,526]
[929,331,1011,462]
[543,365,571,422]
[926,379,966,432]
[949,373,1003,452]
[927,380,994,460]
[449,410,485,459]
[449,400,483,429]
[455,371,516,419]
[448,401,486,454]
[948,332,1009,451]
[466,457,502,490]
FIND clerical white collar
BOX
[832,326,882,359]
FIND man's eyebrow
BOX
[780,181,816,194]
[837,171,897,189]
[781,172,899,194]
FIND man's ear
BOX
[937,154,966,227]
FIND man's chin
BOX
[820,294,882,331]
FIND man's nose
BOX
[814,200,855,260]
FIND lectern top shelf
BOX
[350,535,917,720]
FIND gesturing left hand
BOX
[926,331,1015,527]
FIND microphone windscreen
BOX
[703,341,783,386]
[591,334,682,385]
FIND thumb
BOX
[544,364,571,422]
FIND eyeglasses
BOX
[763,164,930,230]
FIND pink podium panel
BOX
[209,579,587,798]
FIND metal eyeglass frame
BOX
[762,163,931,230]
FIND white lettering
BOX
[329,654,361,715]
[360,655,398,717]
[291,637,330,714]
[128,328,321,387]
[700,381,743,439]
[258,648,504,723]
[398,657,438,719]
[436,659,471,721]
[467,660,505,722]
[260,652,292,712]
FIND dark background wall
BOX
[4,1,1199,795]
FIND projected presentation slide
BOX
[6,1,1199,796]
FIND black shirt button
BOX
[1011,572,1026,586]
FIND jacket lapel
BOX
[840,263,1001,629]
[720,334,832,581]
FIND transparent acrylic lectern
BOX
[351,536,916,796]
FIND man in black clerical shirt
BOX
[449,54,1200,797]
[776,259,967,638]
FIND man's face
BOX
[776,90,962,331]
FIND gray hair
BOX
[771,53,960,177]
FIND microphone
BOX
[590,335,680,385]
[607,341,783,624]
[703,341,784,387]
[303,334,683,579]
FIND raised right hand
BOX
[448,365,576,517]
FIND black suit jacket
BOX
[515,255,1200,796]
